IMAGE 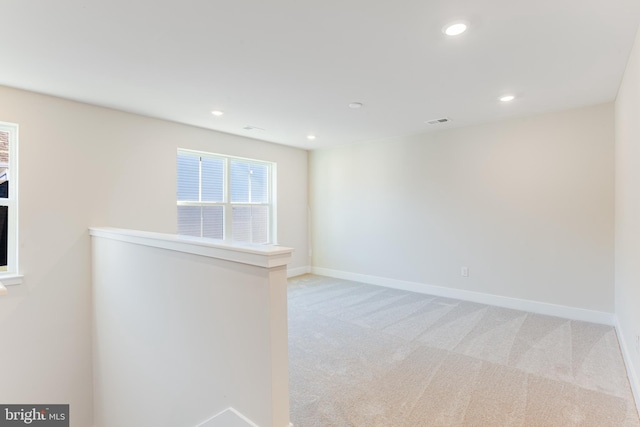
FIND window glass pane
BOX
[232,206,251,243]
[0,206,7,269]
[250,164,269,203]
[0,131,9,199]
[232,205,268,244]
[201,157,224,202]
[177,206,201,237]
[250,205,269,244]
[202,206,224,240]
[177,154,199,201]
[230,161,249,203]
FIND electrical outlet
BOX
[461,267,469,277]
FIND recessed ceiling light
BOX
[499,95,516,102]
[443,22,468,36]
[348,102,364,109]
[211,110,224,116]
[307,135,316,140]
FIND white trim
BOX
[271,162,278,245]
[615,318,640,415]
[178,148,274,168]
[0,121,18,276]
[194,407,292,427]
[311,267,615,325]
[0,274,23,286]
[287,266,310,278]
[90,227,293,268]
[195,407,259,427]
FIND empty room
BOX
[1,0,640,426]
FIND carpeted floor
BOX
[288,274,639,427]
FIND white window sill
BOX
[0,274,24,286]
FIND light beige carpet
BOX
[288,274,639,427]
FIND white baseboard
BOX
[615,319,640,414]
[287,266,311,278]
[311,267,614,325]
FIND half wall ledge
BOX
[88,227,293,268]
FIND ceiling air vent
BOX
[243,125,265,131]
[426,117,451,125]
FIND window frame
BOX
[0,121,19,281]
[176,148,277,245]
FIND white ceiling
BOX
[1,0,639,150]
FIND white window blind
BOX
[177,150,275,244]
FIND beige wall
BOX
[310,103,615,312]
[0,85,308,427]
[615,26,640,396]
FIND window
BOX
[0,121,18,277]
[177,149,276,244]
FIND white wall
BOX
[615,26,640,400]
[310,103,615,313]
[0,85,308,427]
[91,229,290,427]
